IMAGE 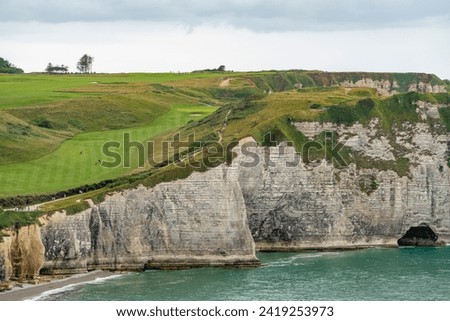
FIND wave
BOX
[86,274,127,285]
[289,251,341,260]
[263,251,341,268]
[27,273,128,301]
[27,284,79,301]
[298,252,339,259]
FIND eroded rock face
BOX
[39,165,258,275]
[0,225,44,281]
[341,78,447,96]
[341,78,399,96]
[408,82,446,94]
[234,117,450,250]
[415,101,447,120]
[295,119,396,161]
[0,254,5,280]
[0,240,10,281]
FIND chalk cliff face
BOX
[235,139,449,250]
[0,225,44,280]
[0,166,258,279]
[39,166,258,275]
[240,101,449,250]
[341,78,447,96]
[341,78,399,96]
[408,82,447,94]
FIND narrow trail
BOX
[219,78,234,87]
[218,109,232,144]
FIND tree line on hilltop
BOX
[46,54,94,74]
[0,54,94,74]
[0,57,24,74]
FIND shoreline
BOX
[0,270,118,301]
[1,245,449,301]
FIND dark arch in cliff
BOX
[397,223,441,247]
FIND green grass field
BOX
[0,71,244,198]
[0,104,215,196]
[0,72,237,109]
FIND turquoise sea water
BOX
[40,247,450,301]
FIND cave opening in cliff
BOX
[397,223,439,247]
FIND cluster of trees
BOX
[193,65,226,73]
[0,57,24,74]
[45,54,94,74]
[76,54,94,73]
[45,63,69,74]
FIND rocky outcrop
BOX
[295,119,396,161]
[341,78,399,96]
[1,166,258,280]
[0,252,5,281]
[408,82,446,94]
[38,165,258,276]
[295,101,449,165]
[0,166,257,280]
[236,107,450,250]
[341,78,447,95]
[0,225,44,281]
[235,141,449,250]
[415,100,447,120]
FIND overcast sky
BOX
[1,0,449,78]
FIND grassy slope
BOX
[0,112,72,164]
[0,94,173,164]
[0,73,239,196]
[0,72,252,165]
[0,105,215,196]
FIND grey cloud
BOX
[0,0,449,31]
